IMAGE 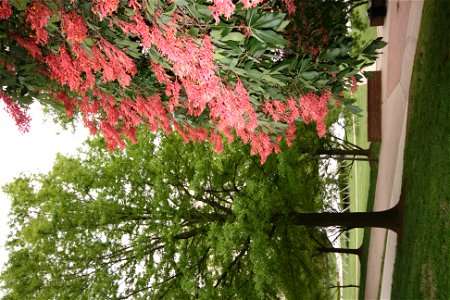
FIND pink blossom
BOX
[282,0,297,15]
[0,0,12,19]
[135,95,170,133]
[55,91,75,119]
[25,2,52,45]
[298,90,331,137]
[150,62,170,84]
[209,0,235,24]
[100,121,125,150]
[209,131,224,153]
[118,11,152,49]
[122,125,138,143]
[166,80,181,112]
[62,11,88,44]
[248,131,275,164]
[98,40,137,86]
[13,36,43,60]
[1,93,31,133]
[128,0,142,10]
[284,123,297,146]
[286,97,300,123]
[120,98,141,126]
[92,0,120,20]
[350,76,358,93]
[186,126,209,142]
[46,45,83,91]
[241,0,263,9]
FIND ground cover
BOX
[390,1,450,299]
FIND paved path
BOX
[364,1,424,299]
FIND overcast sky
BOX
[0,102,89,271]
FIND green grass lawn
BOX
[390,1,450,299]
[342,85,370,300]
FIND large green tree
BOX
[1,130,333,299]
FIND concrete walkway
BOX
[364,1,424,299]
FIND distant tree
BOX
[0,0,384,163]
[313,134,376,161]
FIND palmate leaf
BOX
[221,32,246,42]
[251,12,287,29]
[362,37,388,55]
[301,71,320,81]
[320,48,341,61]
[345,104,363,114]
[251,29,287,47]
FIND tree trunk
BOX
[316,148,370,157]
[318,246,362,257]
[314,148,376,162]
[329,284,360,289]
[279,202,402,233]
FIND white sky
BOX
[0,102,89,272]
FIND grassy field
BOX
[390,1,450,299]
[341,85,369,300]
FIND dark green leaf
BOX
[251,29,287,47]
[221,32,246,42]
[301,71,320,81]
[252,13,286,29]
[345,104,363,114]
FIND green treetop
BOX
[1,129,333,299]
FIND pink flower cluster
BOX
[118,11,152,49]
[210,0,235,24]
[62,11,88,44]
[91,0,120,20]
[298,91,331,137]
[8,1,333,164]
[12,35,43,60]
[25,2,52,45]
[282,0,297,15]
[145,22,280,161]
[263,91,332,141]
[46,10,137,93]
[350,76,358,93]
[1,93,31,133]
[210,0,296,23]
[0,0,12,19]
[120,12,281,162]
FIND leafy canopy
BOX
[1,129,333,299]
[0,0,384,163]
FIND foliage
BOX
[1,129,334,299]
[0,0,384,163]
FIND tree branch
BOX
[214,238,250,288]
